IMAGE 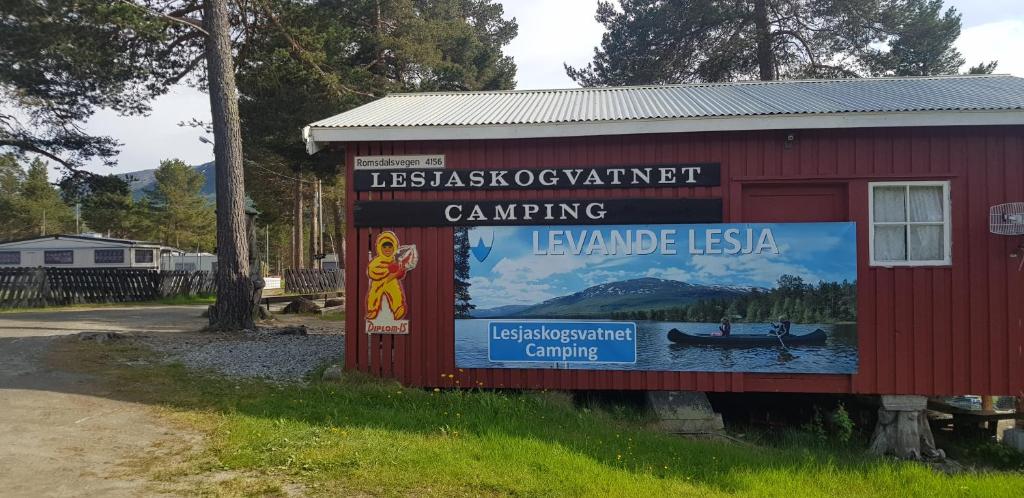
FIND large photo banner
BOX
[454,223,858,374]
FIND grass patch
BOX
[318,311,345,322]
[51,340,1024,497]
[153,294,217,306]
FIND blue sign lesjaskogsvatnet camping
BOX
[487,321,637,364]
[453,223,858,374]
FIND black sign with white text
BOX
[353,163,720,191]
[353,198,723,227]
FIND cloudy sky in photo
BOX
[464,223,858,309]
[70,0,1024,178]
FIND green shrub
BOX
[829,403,854,444]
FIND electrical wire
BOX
[244,159,314,184]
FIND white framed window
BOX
[94,249,125,264]
[869,181,951,266]
[134,249,154,264]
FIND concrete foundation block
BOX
[1003,428,1024,453]
[880,395,927,411]
[647,391,724,434]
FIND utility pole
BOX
[309,179,320,269]
[293,172,304,269]
[318,179,325,269]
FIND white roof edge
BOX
[302,125,323,154]
[303,109,1024,153]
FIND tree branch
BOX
[0,140,75,169]
[166,54,205,84]
[773,29,816,65]
[117,0,209,36]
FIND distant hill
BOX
[121,161,216,201]
[469,304,532,318]
[469,277,754,319]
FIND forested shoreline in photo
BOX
[610,275,857,324]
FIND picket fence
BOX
[0,268,215,309]
[284,268,345,294]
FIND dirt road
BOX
[0,306,207,497]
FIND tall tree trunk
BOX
[330,190,346,271]
[293,174,304,269]
[204,0,253,330]
[309,180,319,269]
[753,0,776,81]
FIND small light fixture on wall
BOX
[783,131,797,150]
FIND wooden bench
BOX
[260,292,343,310]
[927,399,1018,437]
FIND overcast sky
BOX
[73,0,1024,177]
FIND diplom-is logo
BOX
[469,228,494,262]
[365,231,418,334]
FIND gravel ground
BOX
[141,328,345,382]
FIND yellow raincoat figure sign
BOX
[365,231,418,334]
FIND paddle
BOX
[771,324,798,361]
[773,330,787,348]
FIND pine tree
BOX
[453,227,475,318]
[59,173,139,239]
[0,154,25,240]
[142,159,215,251]
[0,1,203,169]
[15,158,74,237]
[863,0,976,76]
[567,0,994,85]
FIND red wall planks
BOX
[344,126,1024,396]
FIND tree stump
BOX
[868,395,944,460]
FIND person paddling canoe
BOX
[711,317,731,337]
[769,315,792,337]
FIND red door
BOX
[741,184,849,222]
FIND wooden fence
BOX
[284,268,344,294]
[0,268,216,309]
[159,270,216,297]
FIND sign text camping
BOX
[353,163,720,191]
[353,198,723,227]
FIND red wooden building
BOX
[304,75,1024,397]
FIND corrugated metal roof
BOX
[303,75,1024,150]
[308,75,1024,129]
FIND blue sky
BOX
[466,223,857,309]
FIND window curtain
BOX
[909,186,943,222]
[874,187,906,260]
[873,187,906,222]
[875,225,906,261]
[909,186,944,260]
